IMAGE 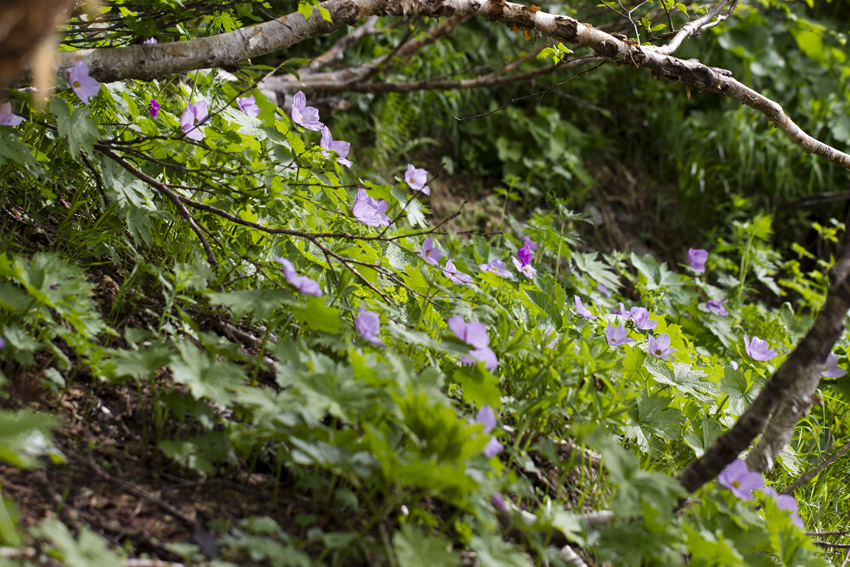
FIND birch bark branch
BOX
[47,0,850,172]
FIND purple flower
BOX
[511,257,536,279]
[476,405,497,432]
[647,334,676,359]
[479,259,512,278]
[718,459,764,500]
[763,487,805,529]
[355,309,384,347]
[448,315,498,370]
[629,307,657,331]
[491,492,509,513]
[0,336,5,349]
[706,299,729,316]
[0,102,24,126]
[522,237,538,252]
[49,283,61,290]
[67,61,101,106]
[516,244,533,266]
[687,248,708,274]
[446,259,473,284]
[405,164,430,195]
[290,91,323,131]
[149,99,160,118]
[274,257,322,296]
[319,127,352,168]
[822,352,846,378]
[545,329,558,349]
[236,95,261,117]
[352,188,390,227]
[574,296,596,319]
[597,283,612,297]
[612,302,631,317]
[143,37,157,44]
[744,333,778,362]
[605,324,635,348]
[421,237,442,265]
[180,101,209,141]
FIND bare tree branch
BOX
[678,209,850,492]
[43,0,850,173]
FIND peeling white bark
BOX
[47,0,850,171]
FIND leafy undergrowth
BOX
[1,5,850,566]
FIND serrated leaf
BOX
[394,525,460,567]
[644,359,719,403]
[50,98,98,156]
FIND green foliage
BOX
[1,1,850,566]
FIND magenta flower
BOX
[446,259,473,284]
[319,127,352,168]
[67,61,101,106]
[605,324,635,348]
[479,259,512,277]
[355,309,384,347]
[474,406,504,458]
[597,283,612,297]
[274,257,322,296]
[352,188,390,227]
[522,237,538,252]
[149,99,160,118]
[180,101,209,141]
[687,248,708,274]
[744,333,778,362]
[647,334,676,359]
[718,459,763,500]
[822,352,846,378]
[763,487,804,529]
[448,315,497,370]
[629,307,657,331]
[405,164,430,195]
[290,91,323,131]
[421,237,442,265]
[236,95,261,117]
[0,103,24,126]
[511,257,537,279]
[706,299,729,316]
[574,296,596,319]
[516,244,533,266]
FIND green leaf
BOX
[293,296,342,334]
[454,365,501,408]
[0,410,58,468]
[170,341,245,405]
[50,98,98,155]
[572,252,620,291]
[644,359,719,403]
[33,519,121,567]
[393,525,460,567]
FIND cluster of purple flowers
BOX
[605,302,677,358]
[718,459,804,529]
[419,238,474,284]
